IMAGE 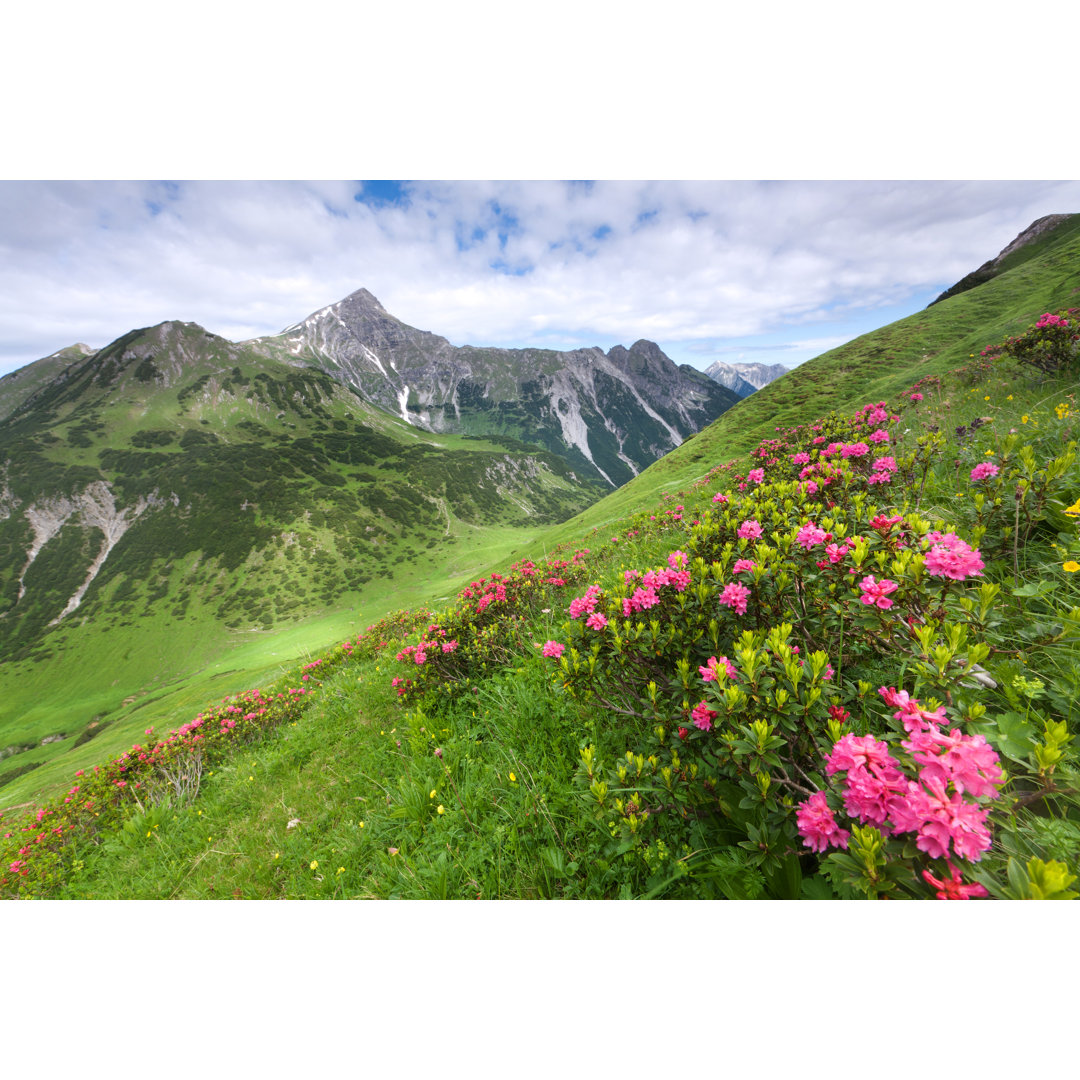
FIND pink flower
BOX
[867,471,892,485]
[791,452,811,465]
[872,456,897,473]
[922,863,989,900]
[824,543,848,564]
[868,428,890,444]
[969,462,999,482]
[568,585,602,618]
[691,701,717,731]
[732,558,756,574]
[541,641,565,658]
[859,574,899,609]
[923,532,984,581]
[712,492,729,504]
[747,468,765,484]
[585,612,608,631]
[699,655,738,682]
[796,522,831,550]
[719,582,751,615]
[737,519,763,540]
[796,791,850,853]
[840,442,870,459]
[826,733,900,778]
[910,392,924,402]
[668,550,689,570]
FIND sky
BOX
[2,179,1079,380]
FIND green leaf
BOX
[800,873,836,900]
[977,711,1038,763]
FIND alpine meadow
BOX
[3,211,1080,901]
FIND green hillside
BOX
[0,323,602,797]
[2,227,1079,901]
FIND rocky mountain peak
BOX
[929,213,1079,306]
[335,287,388,316]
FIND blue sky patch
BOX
[355,181,409,207]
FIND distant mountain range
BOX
[703,360,789,398]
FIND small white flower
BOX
[287,818,301,829]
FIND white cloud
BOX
[2,180,1079,376]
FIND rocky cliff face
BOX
[259,289,739,486]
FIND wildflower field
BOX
[2,312,1080,900]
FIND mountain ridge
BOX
[254,287,739,487]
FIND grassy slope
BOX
[32,353,1080,900]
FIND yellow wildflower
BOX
[1065,562,1080,573]
[1064,500,1080,517]
[310,859,318,870]
[437,805,445,815]
[509,772,517,782]
[430,789,437,799]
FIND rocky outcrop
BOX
[14,482,163,620]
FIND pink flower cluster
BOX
[737,519,763,541]
[691,701,718,731]
[840,442,870,459]
[747,468,765,484]
[795,792,849,853]
[1036,312,1070,329]
[923,531,985,581]
[568,584,602,619]
[541,640,565,658]
[855,402,891,426]
[797,686,1003,877]
[970,462,999,482]
[719,582,751,615]
[796,521,832,550]
[619,552,692,616]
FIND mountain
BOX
[250,288,740,487]
[0,318,605,766]
[928,213,1080,306]
[0,343,96,423]
[703,360,789,398]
